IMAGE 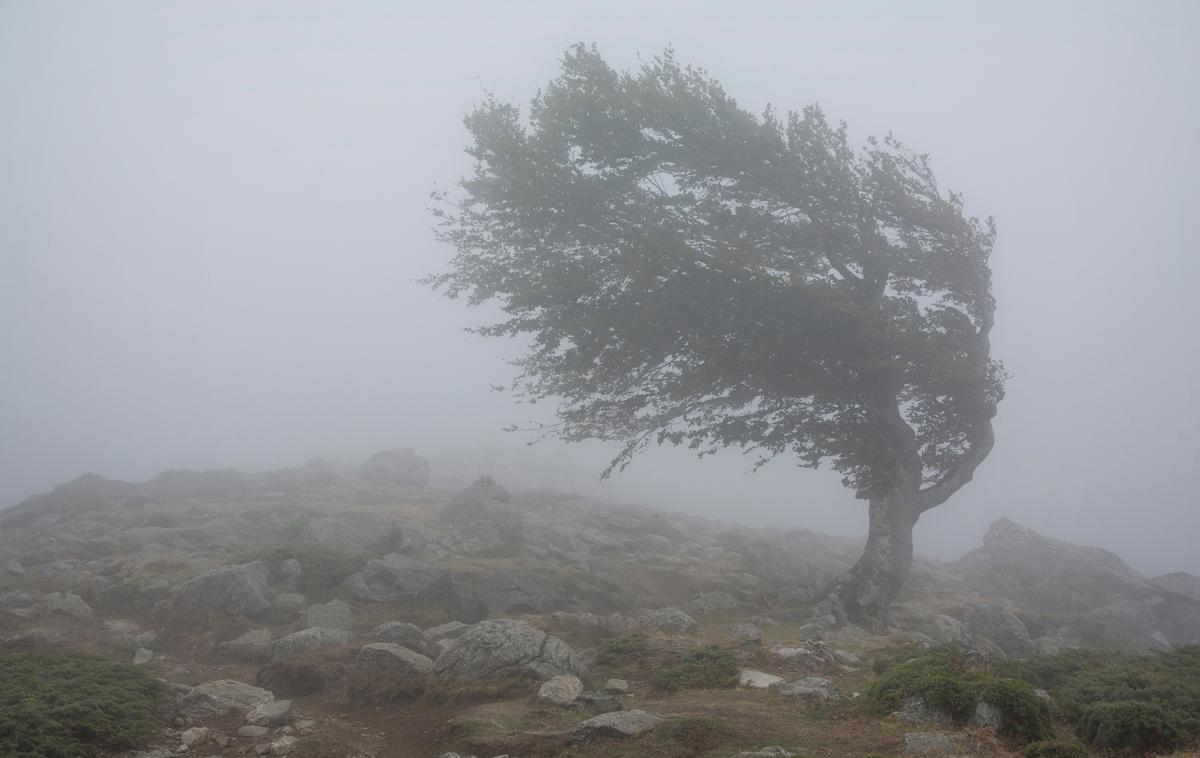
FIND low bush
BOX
[1023,738,1089,758]
[653,645,739,691]
[0,649,162,757]
[867,645,1052,742]
[596,632,650,666]
[996,645,1200,751]
[1077,701,1187,753]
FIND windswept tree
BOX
[429,46,1004,625]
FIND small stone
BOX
[969,699,1003,730]
[180,726,210,747]
[133,647,154,665]
[246,699,292,727]
[603,678,629,694]
[731,623,763,644]
[769,676,839,702]
[306,599,353,631]
[238,725,271,738]
[734,748,796,758]
[570,709,662,742]
[739,669,784,689]
[538,674,584,706]
[269,735,299,755]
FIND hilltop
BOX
[1,450,1198,757]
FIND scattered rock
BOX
[132,647,154,665]
[171,561,271,618]
[570,709,661,742]
[270,627,353,662]
[731,622,762,644]
[177,680,275,719]
[246,699,293,727]
[269,735,299,755]
[633,606,696,633]
[180,726,210,747]
[434,619,584,679]
[538,674,585,706]
[222,628,273,662]
[603,678,630,694]
[969,699,1003,730]
[769,677,839,702]
[688,590,739,614]
[893,696,954,725]
[239,725,271,738]
[306,598,352,631]
[739,669,784,689]
[342,553,454,604]
[441,475,523,543]
[734,748,796,758]
[41,591,93,619]
[965,604,1031,657]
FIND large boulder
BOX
[270,627,353,662]
[360,449,431,487]
[441,476,523,544]
[171,561,271,618]
[570,710,662,742]
[342,554,454,604]
[955,518,1149,612]
[349,643,435,701]
[304,513,409,553]
[434,619,585,680]
[1150,572,1200,602]
[306,599,353,631]
[632,607,697,633]
[965,604,1031,657]
[459,568,561,615]
[176,680,275,719]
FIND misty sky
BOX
[2,1,1198,576]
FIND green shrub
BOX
[653,645,739,691]
[1077,701,1186,752]
[996,645,1200,748]
[0,649,162,758]
[866,645,1052,742]
[596,632,649,666]
[1023,738,1089,758]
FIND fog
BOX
[2,1,1197,576]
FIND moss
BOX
[0,649,162,758]
[1077,701,1187,752]
[596,632,649,666]
[866,645,1052,743]
[1023,739,1089,758]
[653,645,739,691]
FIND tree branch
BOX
[916,418,994,512]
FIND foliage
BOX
[1077,701,1186,752]
[653,645,739,691]
[595,632,650,666]
[0,649,162,757]
[994,645,1200,750]
[1023,739,1090,758]
[866,645,1052,742]
[429,44,1002,503]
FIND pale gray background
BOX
[2,1,1197,575]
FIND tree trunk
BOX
[834,490,918,629]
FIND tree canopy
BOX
[430,45,1003,510]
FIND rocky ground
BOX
[2,449,1198,757]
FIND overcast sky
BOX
[2,1,1197,576]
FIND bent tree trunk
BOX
[834,491,919,629]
